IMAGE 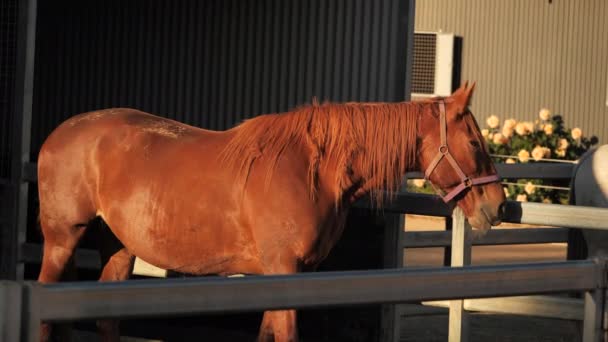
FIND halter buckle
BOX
[463,177,472,188]
[439,145,449,155]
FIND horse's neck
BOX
[312,101,420,206]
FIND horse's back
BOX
[43,108,216,145]
[40,108,226,161]
[37,108,232,224]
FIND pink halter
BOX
[423,101,501,203]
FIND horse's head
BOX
[418,83,506,231]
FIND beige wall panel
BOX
[416,0,608,143]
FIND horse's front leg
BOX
[257,256,300,342]
[258,309,298,342]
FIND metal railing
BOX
[3,259,603,342]
[2,193,608,342]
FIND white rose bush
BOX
[483,108,598,203]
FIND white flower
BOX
[543,123,554,135]
[558,138,569,150]
[516,194,528,202]
[412,179,426,188]
[502,126,514,138]
[503,187,510,197]
[524,121,535,133]
[515,123,528,136]
[524,182,536,195]
[532,146,545,161]
[531,146,550,161]
[542,197,552,204]
[506,158,516,164]
[555,148,566,157]
[481,129,490,139]
[518,149,530,163]
[539,108,551,121]
[492,133,506,145]
[504,119,517,129]
[486,115,500,129]
[571,128,582,140]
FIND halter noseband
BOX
[423,101,501,203]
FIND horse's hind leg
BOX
[96,223,135,342]
[38,216,90,342]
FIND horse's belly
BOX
[122,228,263,275]
[125,222,261,275]
[101,206,264,276]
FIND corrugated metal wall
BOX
[0,0,18,179]
[415,0,608,143]
[31,0,412,156]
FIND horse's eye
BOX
[470,140,481,149]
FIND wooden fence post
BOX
[449,208,472,342]
[583,288,604,342]
[582,257,608,342]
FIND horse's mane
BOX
[220,100,425,206]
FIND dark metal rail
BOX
[31,261,597,321]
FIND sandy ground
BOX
[403,214,566,267]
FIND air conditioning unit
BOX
[411,31,455,98]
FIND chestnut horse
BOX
[37,83,505,341]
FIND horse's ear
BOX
[461,81,469,92]
[465,82,476,99]
[449,81,476,115]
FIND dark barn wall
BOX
[32,0,411,156]
[26,0,413,340]
[0,0,18,179]
[0,0,19,279]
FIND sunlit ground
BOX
[403,215,566,267]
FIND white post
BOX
[449,208,472,342]
[583,258,608,342]
[583,289,604,342]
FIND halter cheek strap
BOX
[423,101,501,203]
